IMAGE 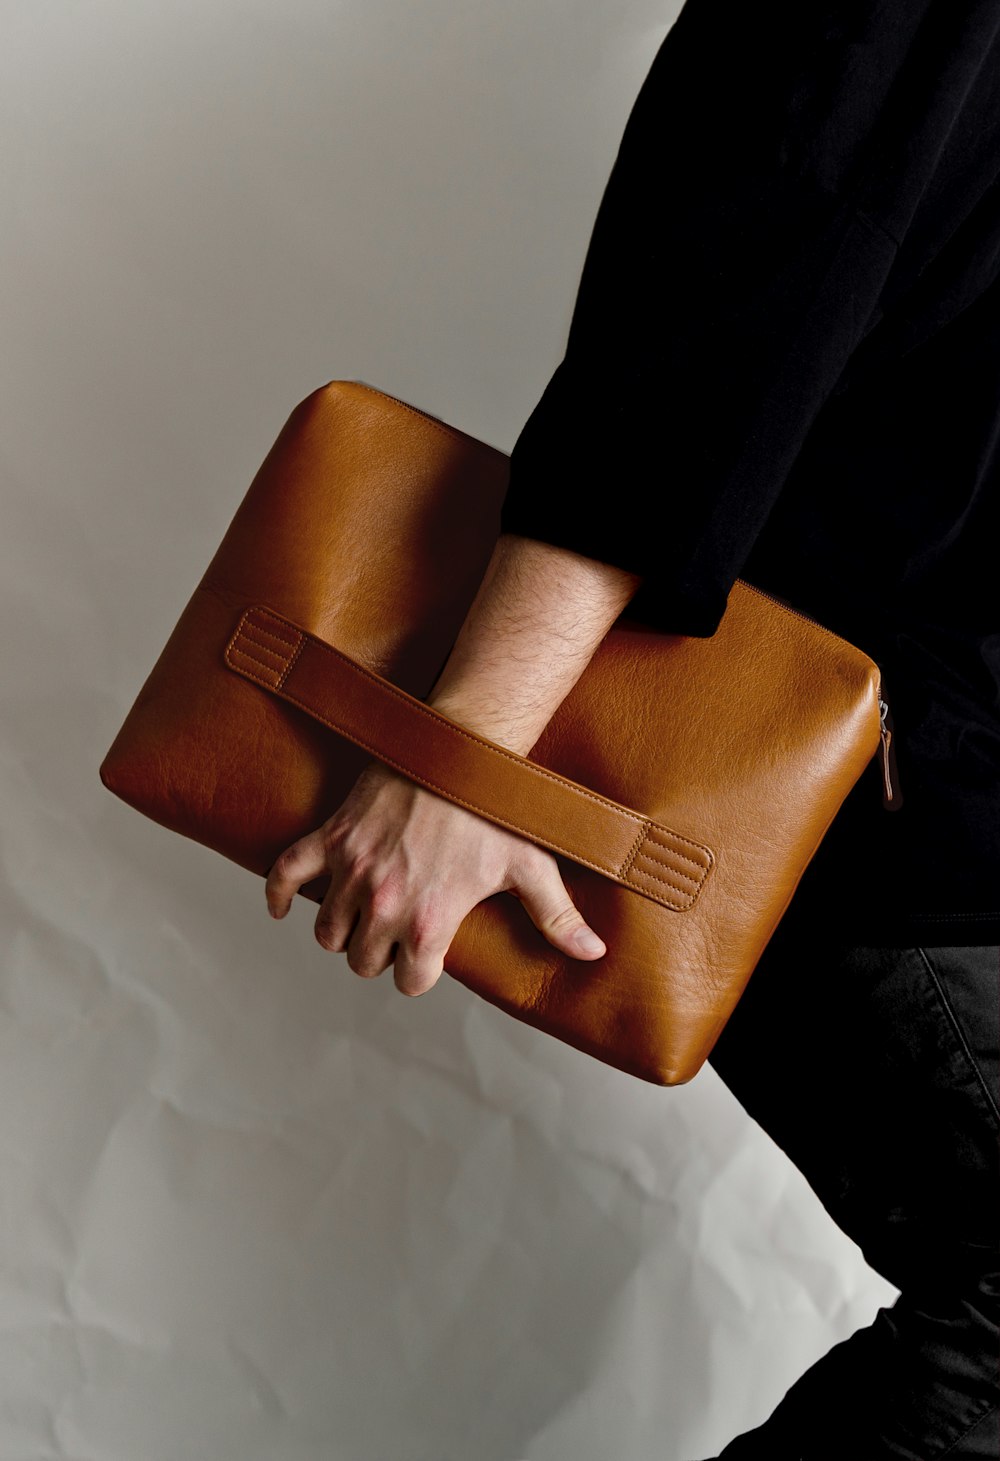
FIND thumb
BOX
[510,853,606,960]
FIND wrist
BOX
[424,689,540,757]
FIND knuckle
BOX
[313,921,341,952]
[347,951,383,979]
[408,904,446,952]
[546,902,582,934]
[271,845,305,882]
[368,879,401,921]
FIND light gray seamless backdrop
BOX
[3,2,896,1459]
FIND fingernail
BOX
[574,929,604,956]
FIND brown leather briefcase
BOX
[99,379,899,1085]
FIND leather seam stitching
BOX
[242,607,712,862]
[618,824,649,882]
[231,608,305,689]
[639,833,711,872]
[628,867,698,901]
[239,638,289,665]
[229,647,286,676]
[226,642,681,906]
[243,624,299,651]
[633,850,705,884]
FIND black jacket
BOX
[499,0,1000,946]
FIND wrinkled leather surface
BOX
[100,380,882,1085]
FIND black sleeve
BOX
[499,0,991,634]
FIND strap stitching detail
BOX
[226,644,697,909]
[640,832,712,872]
[229,647,285,677]
[618,824,649,882]
[242,622,300,651]
[632,852,705,886]
[627,866,700,903]
[237,638,289,666]
[226,607,713,908]
[240,608,712,862]
[231,609,305,688]
[634,841,710,875]
[232,652,641,890]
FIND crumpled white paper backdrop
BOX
[2,1,897,1457]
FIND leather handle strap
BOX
[223,604,714,911]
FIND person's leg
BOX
[699,923,999,1461]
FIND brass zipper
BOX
[878,695,904,811]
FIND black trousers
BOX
[698,924,1000,1461]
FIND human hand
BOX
[264,759,606,996]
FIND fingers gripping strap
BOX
[224,605,714,911]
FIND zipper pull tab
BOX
[879,696,904,810]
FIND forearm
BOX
[425,532,642,755]
[269,535,634,969]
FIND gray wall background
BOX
[2,2,896,1458]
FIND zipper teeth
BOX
[739,581,829,631]
[344,380,477,448]
[739,581,884,702]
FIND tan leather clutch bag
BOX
[99,380,900,1085]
